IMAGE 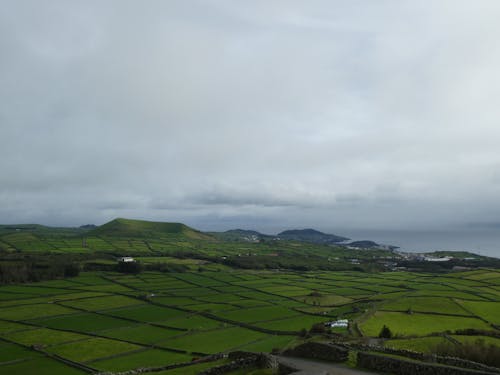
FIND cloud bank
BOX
[1,0,500,231]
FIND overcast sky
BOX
[1,1,500,232]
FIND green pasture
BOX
[30,312,132,332]
[360,311,491,337]
[90,349,191,371]
[158,314,225,330]
[1,267,499,374]
[0,320,33,333]
[60,295,143,311]
[451,335,500,346]
[0,356,86,375]
[4,327,89,347]
[106,304,184,322]
[0,303,75,321]
[157,359,229,374]
[159,326,268,353]
[100,324,182,344]
[257,315,328,331]
[456,300,500,324]
[297,293,351,306]
[48,337,141,362]
[216,306,298,323]
[381,297,472,315]
[384,336,449,352]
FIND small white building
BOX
[118,257,135,263]
[326,319,349,328]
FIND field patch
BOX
[159,327,267,353]
[90,349,191,372]
[360,311,491,337]
[30,312,132,332]
[100,324,182,344]
[106,304,184,322]
[257,315,327,331]
[4,327,90,347]
[60,295,143,311]
[456,300,500,324]
[0,303,76,321]
[48,337,141,362]
[0,356,86,375]
[216,306,298,323]
[384,336,449,352]
[296,293,351,306]
[381,297,471,315]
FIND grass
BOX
[106,304,184,322]
[2,267,499,373]
[0,356,87,374]
[4,327,90,347]
[216,306,298,323]
[48,337,141,362]
[381,297,472,315]
[156,359,229,374]
[90,349,191,371]
[99,324,182,344]
[0,303,76,321]
[384,336,450,352]
[60,295,143,311]
[158,327,268,353]
[297,293,351,306]
[360,311,491,337]
[456,300,500,324]
[30,312,132,332]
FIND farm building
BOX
[325,319,349,328]
[118,257,135,263]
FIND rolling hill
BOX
[89,218,214,240]
[277,228,349,244]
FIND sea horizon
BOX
[336,227,500,259]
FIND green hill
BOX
[89,218,214,240]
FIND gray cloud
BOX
[1,0,500,231]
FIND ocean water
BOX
[336,228,500,258]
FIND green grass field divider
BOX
[100,275,143,291]
[346,344,500,373]
[443,334,462,345]
[0,316,190,356]
[145,298,300,336]
[94,353,225,375]
[0,357,30,367]
[52,300,188,333]
[0,335,98,373]
[379,309,477,318]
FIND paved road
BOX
[275,356,380,375]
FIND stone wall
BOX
[357,351,498,375]
[283,342,348,362]
[345,343,500,373]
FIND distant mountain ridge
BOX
[212,227,350,245]
[277,228,349,244]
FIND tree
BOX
[378,325,392,338]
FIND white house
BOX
[118,257,135,263]
[325,319,349,328]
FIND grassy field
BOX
[0,267,499,373]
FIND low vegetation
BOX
[0,218,498,373]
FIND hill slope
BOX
[277,228,349,244]
[90,218,213,240]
